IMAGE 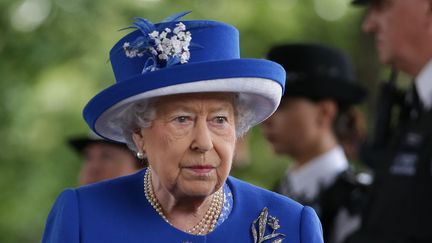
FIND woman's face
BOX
[133,93,237,199]
[261,97,323,158]
[79,143,139,185]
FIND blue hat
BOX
[83,12,285,142]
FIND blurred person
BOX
[42,13,324,242]
[335,108,367,162]
[262,44,369,243]
[68,132,144,185]
[232,136,251,168]
[345,0,432,242]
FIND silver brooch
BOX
[251,207,286,243]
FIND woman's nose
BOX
[190,119,213,153]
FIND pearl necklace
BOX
[143,168,224,235]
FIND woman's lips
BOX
[186,165,214,174]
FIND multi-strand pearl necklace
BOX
[144,168,224,235]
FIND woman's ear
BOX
[316,99,338,128]
[132,129,145,153]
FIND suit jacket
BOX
[42,169,323,243]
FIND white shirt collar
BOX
[415,59,432,110]
[286,146,349,201]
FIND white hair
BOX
[110,94,255,152]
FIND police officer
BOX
[263,44,369,243]
[347,0,432,242]
[69,132,144,185]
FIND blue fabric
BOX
[110,21,241,83]
[43,190,79,243]
[42,169,323,243]
[82,19,286,136]
[216,182,233,226]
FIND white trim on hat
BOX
[94,77,282,142]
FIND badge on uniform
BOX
[390,153,418,176]
[403,132,424,148]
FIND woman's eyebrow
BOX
[163,106,195,115]
[209,107,230,113]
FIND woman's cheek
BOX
[210,123,236,138]
[168,122,192,138]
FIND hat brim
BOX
[68,137,128,153]
[351,0,370,5]
[84,58,285,142]
[283,78,367,105]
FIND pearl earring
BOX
[137,151,144,159]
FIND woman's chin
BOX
[176,181,218,199]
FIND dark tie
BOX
[405,84,423,120]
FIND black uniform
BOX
[267,44,369,243]
[348,87,432,243]
[277,170,370,243]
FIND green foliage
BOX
[0,0,377,242]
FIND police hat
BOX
[351,0,372,5]
[267,43,367,105]
[68,132,129,154]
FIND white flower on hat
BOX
[122,20,193,72]
[159,31,168,39]
[149,48,158,56]
[158,53,169,60]
[123,42,138,58]
[180,51,190,64]
[173,22,186,34]
[146,22,192,64]
[149,31,159,38]
[171,37,182,54]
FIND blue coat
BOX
[42,169,323,243]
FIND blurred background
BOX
[0,0,385,242]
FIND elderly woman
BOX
[42,13,323,243]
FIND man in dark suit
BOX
[348,0,432,242]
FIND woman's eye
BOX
[214,116,228,124]
[175,116,189,123]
